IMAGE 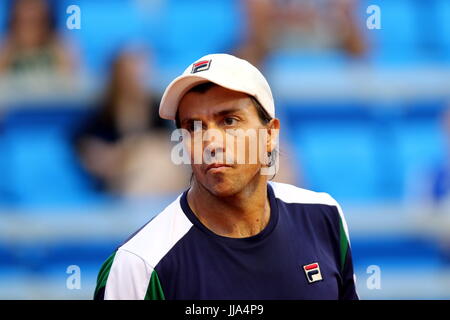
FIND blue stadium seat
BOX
[360,0,423,64]
[1,106,101,206]
[0,1,7,34]
[164,0,240,53]
[0,133,9,203]
[154,0,241,71]
[392,113,446,198]
[59,0,146,75]
[290,117,379,202]
[435,0,450,62]
[0,244,15,267]
[3,129,94,205]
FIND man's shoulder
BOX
[269,181,340,208]
[269,182,350,241]
[117,192,193,268]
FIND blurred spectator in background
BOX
[75,49,189,197]
[236,0,366,67]
[0,0,73,76]
[0,0,77,102]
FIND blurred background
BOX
[0,0,449,299]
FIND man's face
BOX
[177,85,278,197]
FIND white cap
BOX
[159,53,275,120]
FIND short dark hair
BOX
[175,82,272,128]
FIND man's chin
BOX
[203,180,240,198]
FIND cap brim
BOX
[159,75,212,120]
[159,73,257,120]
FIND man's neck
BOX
[187,177,271,238]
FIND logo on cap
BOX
[303,262,322,283]
[191,60,212,74]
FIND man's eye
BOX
[224,117,238,126]
[187,122,204,132]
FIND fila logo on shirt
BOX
[303,262,323,283]
[191,60,212,73]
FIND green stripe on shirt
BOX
[145,270,165,300]
[94,251,116,299]
[339,218,349,273]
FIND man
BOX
[94,53,358,300]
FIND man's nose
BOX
[202,127,227,163]
[204,144,226,162]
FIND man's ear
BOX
[266,118,280,153]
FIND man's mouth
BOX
[205,163,232,173]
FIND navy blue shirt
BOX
[94,182,358,300]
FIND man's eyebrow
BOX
[180,117,199,126]
[214,108,242,117]
[180,108,243,125]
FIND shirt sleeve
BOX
[339,240,359,300]
[331,198,359,300]
[94,249,153,300]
